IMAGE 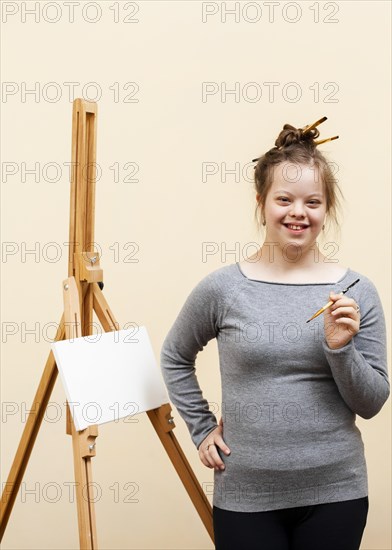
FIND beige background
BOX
[1,1,390,548]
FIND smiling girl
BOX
[160,118,390,550]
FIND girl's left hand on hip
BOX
[324,291,361,350]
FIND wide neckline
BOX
[235,262,351,286]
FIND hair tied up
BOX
[252,116,339,165]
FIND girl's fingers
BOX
[201,444,222,469]
[199,442,216,468]
[204,451,216,469]
[199,436,230,470]
[214,434,230,454]
[208,446,226,470]
[199,420,231,470]
[330,305,358,317]
[330,300,353,308]
[334,317,358,329]
[329,298,358,315]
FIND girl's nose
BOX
[289,201,306,217]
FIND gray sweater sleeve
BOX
[160,273,221,450]
[321,277,390,419]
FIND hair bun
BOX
[251,117,339,166]
[274,123,320,149]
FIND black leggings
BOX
[213,496,369,550]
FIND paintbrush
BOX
[306,278,360,323]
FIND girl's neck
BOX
[242,245,345,283]
[258,243,328,270]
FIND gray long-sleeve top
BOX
[160,263,390,512]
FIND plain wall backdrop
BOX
[1,1,390,549]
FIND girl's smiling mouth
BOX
[283,223,309,233]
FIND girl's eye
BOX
[277,197,320,205]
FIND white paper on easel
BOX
[51,326,169,431]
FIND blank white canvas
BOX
[51,326,169,431]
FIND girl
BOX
[160,118,389,550]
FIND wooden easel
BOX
[0,98,214,548]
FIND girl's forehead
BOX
[272,162,318,178]
[270,163,324,191]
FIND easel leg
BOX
[147,405,214,541]
[0,316,66,539]
[64,277,99,549]
[66,404,98,549]
[92,283,215,543]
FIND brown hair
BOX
[253,123,344,238]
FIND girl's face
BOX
[260,162,327,251]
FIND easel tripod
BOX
[0,98,215,548]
